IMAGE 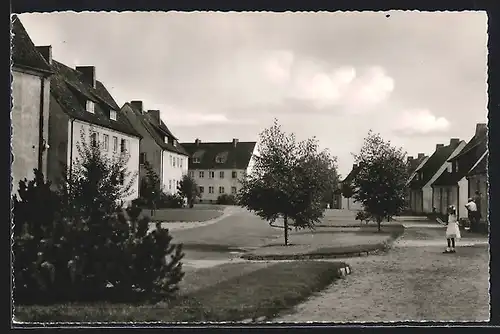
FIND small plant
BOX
[355,211,372,224]
[216,194,237,205]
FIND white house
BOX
[121,101,189,195]
[44,59,142,204]
[181,139,257,203]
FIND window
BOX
[173,140,178,147]
[209,186,214,194]
[209,171,215,179]
[103,134,109,152]
[110,110,117,121]
[193,157,200,163]
[113,136,118,152]
[220,171,224,179]
[169,155,172,166]
[86,100,95,113]
[177,157,180,167]
[173,155,176,167]
[140,152,147,164]
[199,186,205,193]
[232,171,237,179]
[90,132,98,147]
[169,180,172,190]
[447,163,452,173]
[455,161,459,173]
[219,186,225,194]
[120,139,126,153]
[199,171,205,178]
[231,186,237,194]
[180,158,183,168]
[189,171,194,178]
[216,156,224,163]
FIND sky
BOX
[17,11,488,177]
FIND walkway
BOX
[274,221,490,322]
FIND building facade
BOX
[431,123,487,219]
[467,150,488,223]
[11,16,53,196]
[335,164,363,211]
[44,58,142,204]
[181,139,257,203]
[408,138,466,214]
[121,101,189,195]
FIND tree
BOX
[341,181,355,210]
[352,130,408,231]
[177,174,200,208]
[238,119,338,246]
[140,160,163,213]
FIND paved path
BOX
[274,221,490,323]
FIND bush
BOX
[157,193,184,209]
[216,194,237,205]
[13,130,185,304]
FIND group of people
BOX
[442,191,483,254]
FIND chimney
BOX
[232,138,239,147]
[130,101,143,114]
[76,66,96,89]
[195,138,201,146]
[436,144,444,151]
[418,153,425,160]
[147,110,160,123]
[353,164,357,170]
[475,123,487,136]
[35,45,52,65]
[450,138,460,147]
[407,156,414,164]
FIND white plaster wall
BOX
[162,151,189,194]
[69,120,140,203]
[457,177,469,219]
[191,168,245,202]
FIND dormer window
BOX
[173,140,177,147]
[447,163,452,173]
[86,100,95,113]
[110,110,117,121]
[215,151,229,164]
[193,157,200,163]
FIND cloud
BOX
[259,52,395,111]
[392,109,450,136]
[159,108,256,128]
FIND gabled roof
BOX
[409,143,461,190]
[341,165,361,184]
[11,15,52,74]
[406,156,430,185]
[468,151,488,177]
[433,134,487,186]
[181,141,256,170]
[50,60,140,138]
[122,102,188,156]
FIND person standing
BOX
[444,205,461,254]
[465,197,478,231]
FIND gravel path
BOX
[273,224,490,323]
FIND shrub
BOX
[216,194,237,205]
[13,130,185,304]
[157,192,184,209]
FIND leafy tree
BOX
[352,130,408,231]
[341,181,355,210]
[177,174,200,208]
[140,160,163,212]
[238,119,338,246]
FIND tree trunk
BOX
[377,219,382,232]
[347,198,350,210]
[284,215,289,246]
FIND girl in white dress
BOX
[444,205,461,253]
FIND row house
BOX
[41,55,142,204]
[181,139,257,203]
[404,153,428,210]
[121,101,189,194]
[11,16,53,196]
[431,123,488,219]
[408,138,466,214]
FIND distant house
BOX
[11,16,53,195]
[181,139,257,203]
[431,124,488,219]
[121,101,189,195]
[44,58,142,204]
[404,153,428,210]
[336,164,363,211]
[466,123,488,222]
[408,138,466,214]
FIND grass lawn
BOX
[141,208,224,222]
[14,261,347,323]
